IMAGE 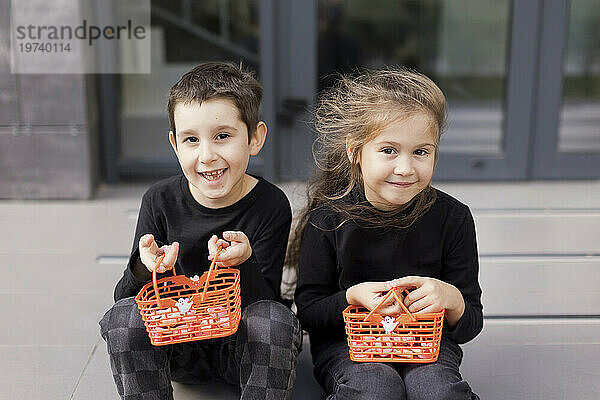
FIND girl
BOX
[292,69,483,400]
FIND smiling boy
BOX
[100,62,302,400]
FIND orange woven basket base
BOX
[135,267,241,346]
[343,305,444,363]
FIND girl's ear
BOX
[249,121,267,156]
[346,137,358,165]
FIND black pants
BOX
[313,337,480,400]
[99,297,302,400]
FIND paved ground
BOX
[1,180,600,399]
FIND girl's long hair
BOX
[284,68,447,298]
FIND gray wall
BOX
[0,0,97,199]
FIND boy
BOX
[99,62,302,400]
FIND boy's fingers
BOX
[161,242,179,268]
[140,234,160,254]
[209,238,234,258]
[207,235,219,255]
[216,239,230,249]
[208,237,230,259]
[222,231,246,243]
[207,245,238,261]
[139,234,153,247]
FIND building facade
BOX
[1,0,599,198]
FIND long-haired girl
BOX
[292,68,482,400]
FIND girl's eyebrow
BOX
[178,129,197,136]
[377,140,436,148]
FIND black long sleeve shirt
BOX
[114,174,292,308]
[295,188,483,353]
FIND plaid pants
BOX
[99,297,302,400]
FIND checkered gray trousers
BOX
[99,297,302,400]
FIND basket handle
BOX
[200,245,223,302]
[363,287,417,322]
[151,253,169,308]
[150,246,223,308]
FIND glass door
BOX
[272,0,318,181]
[532,0,600,179]
[100,0,600,182]
[100,0,272,182]
[310,0,535,181]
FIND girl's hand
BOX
[346,281,404,316]
[391,276,465,328]
[139,234,179,274]
[207,231,252,267]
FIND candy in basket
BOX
[343,287,444,363]
[135,247,241,346]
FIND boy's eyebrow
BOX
[213,124,238,132]
[177,125,239,136]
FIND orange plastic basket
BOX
[135,247,241,346]
[343,287,444,363]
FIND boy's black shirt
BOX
[114,174,292,308]
[295,187,483,352]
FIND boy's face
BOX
[169,99,266,208]
[357,113,436,210]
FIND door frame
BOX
[531,0,600,179]
[432,0,543,181]
[99,0,600,183]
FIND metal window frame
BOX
[434,0,543,181]
[98,0,600,183]
[531,0,600,179]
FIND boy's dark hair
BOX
[167,62,263,143]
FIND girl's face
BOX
[358,113,437,210]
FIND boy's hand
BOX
[207,231,252,267]
[139,234,179,274]
[391,276,466,328]
[346,281,404,316]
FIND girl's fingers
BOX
[379,292,396,307]
[416,304,443,314]
[403,286,428,307]
[406,296,430,313]
[370,280,396,293]
[392,275,426,290]
[378,302,403,316]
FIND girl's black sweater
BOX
[295,188,483,353]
